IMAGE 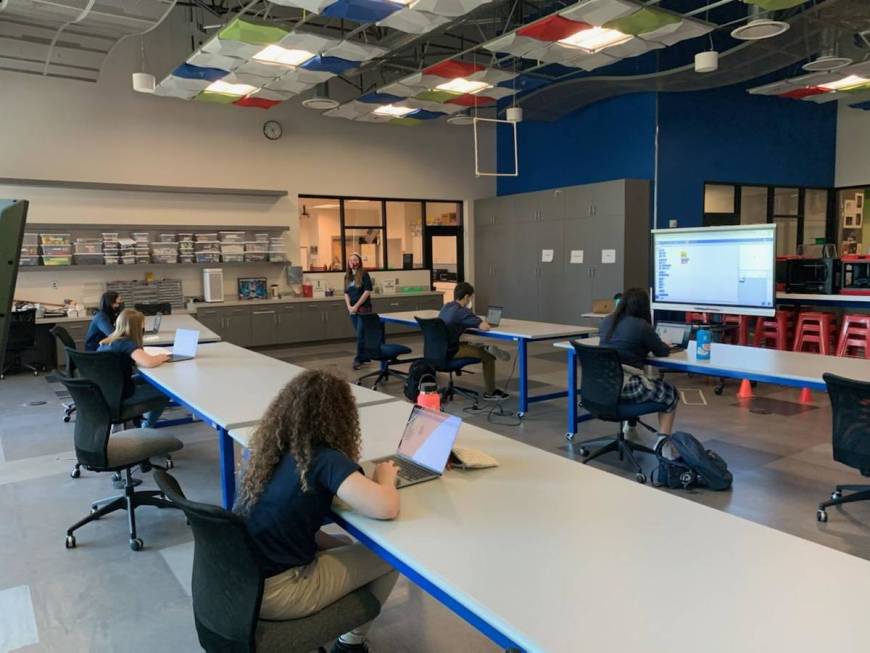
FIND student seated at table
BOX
[97,308,170,428]
[599,287,678,439]
[237,369,400,653]
[85,290,123,352]
[438,282,509,400]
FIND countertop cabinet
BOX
[251,309,279,347]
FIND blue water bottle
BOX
[696,327,712,361]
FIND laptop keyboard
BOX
[391,457,433,483]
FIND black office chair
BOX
[66,348,173,480]
[416,317,480,407]
[134,302,172,316]
[1,308,38,379]
[817,373,870,522]
[50,325,78,423]
[153,470,382,653]
[356,313,415,390]
[61,377,182,551]
[569,341,668,484]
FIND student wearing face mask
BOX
[344,252,373,371]
[85,291,124,352]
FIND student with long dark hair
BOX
[344,252,373,370]
[599,287,677,436]
[85,291,123,352]
[238,370,399,653]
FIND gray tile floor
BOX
[2,334,869,652]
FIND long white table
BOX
[555,338,870,437]
[138,341,394,507]
[233,400,870,652]
[777,291,870,309]
[142,313,221,346]
[379,310,596,416]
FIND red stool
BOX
[754,310,793,350]
[793,312,837,355]
[836,315,870,358]
[685,312,709,324]
[723,315,750,346]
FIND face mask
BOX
[115,303,125,313]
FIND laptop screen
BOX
[397,406,461,474]
[172,329,200,357]
[655,322,690,347]
[486,306,503,326]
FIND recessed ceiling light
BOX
[435,78,492,94]
[373,104,415,117]
[558,26,632,53]
[802,55,853,72]
[447,114,475,125]
[205,80,259,96]
[730,19,789,41]
[302,96,340,110]
[254,45,315,67]
[820,75,870,91]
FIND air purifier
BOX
[203,268,224,303]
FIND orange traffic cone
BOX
[737,379,753,399]
[799,387,812,404]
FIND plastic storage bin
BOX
[132,232,150,243]
[220,243,245,255]
[74,240,103,254]
[219,231,245,243]
[269,252,287,262]
[255,233,270,242]
[104,256,119,265]
[40,234,71,245]
[43,256,72,266]
[22,234,38,246]
[42,245,73,256]
[120,255,136,265]
[245,241,268,253]
[19,256,39,266]
[151,243,178,256]
[194,241,221,253]
[244,252,268,262]
[20,245,39,257]
[158,234,177,243]
[74,254,104,265]
[179,255,195,264]
[195,233,217,242]
[195,252,220,264]
[222,254,245,263]
[152,255,178,264]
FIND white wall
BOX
[836,103,870,188]
[2,14,493,305]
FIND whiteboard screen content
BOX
[652,224,776,317]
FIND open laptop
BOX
[486,305,503,327]
[143,314,163,342]
[165,328,199,362]
[655,321,692,353]
[363,406,461,489]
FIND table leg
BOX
[218,427,236,509]
[517,339,528,417]
[566,347,577,440]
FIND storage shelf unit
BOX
[0,178,288,198]
[19,261,287,272]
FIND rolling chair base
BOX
[817,484,870,522]
[573,419,657,484]
[357,366,409,391]
[65,466,179,551]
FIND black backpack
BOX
[652,432,733,491]
[403,360,437,402]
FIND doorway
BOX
[424,227,463,300]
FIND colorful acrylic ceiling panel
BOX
[376,9,451,34]
[153,16,384,110]
[748,62,870,107]
[483,0,712,70]
[743,0,806,9]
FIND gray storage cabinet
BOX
[473,180,650,324]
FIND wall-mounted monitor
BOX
[652,224,776,317]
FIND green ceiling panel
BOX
[742,0,806,9]
[414,89,460,103]
[218,17,288,46]
[605,8,681,36]
[195,91,240,104]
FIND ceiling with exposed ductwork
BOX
[1,0,869,121]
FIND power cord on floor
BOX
[459,350,522,426]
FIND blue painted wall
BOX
[498,84,837,228]
[657,84,837,227]
[496,92,656,195]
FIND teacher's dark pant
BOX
[350,314,370,364]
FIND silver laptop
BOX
[363,406,461,489]
[145,313,162,335]
[165,328,199,362]
[486,305,503,327]
[655,322,691,353]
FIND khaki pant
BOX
[260,543,398,637]
[456,343,496,393]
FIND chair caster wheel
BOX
[517,412,525,418]
[112,472,121,482]
[130,538,144,551]
[578,447,589,457]
[70,467,80,479]
[636,473,647,484]
[714,387,723,395]
[90,506,100,516]
[65,535,76,549]
[33,370,39,377]
[165,458,174,470]
[566,432,575,441]
[817,509,828,523]
[63,415,72,423]
[831,491,842,500]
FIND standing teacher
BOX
[345,252,373,371]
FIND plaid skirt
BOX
[621,375,678,413]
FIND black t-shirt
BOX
[438,301,482,357]
[245,447,362,577]
[345,272,373,310]
[599,314,670,369]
